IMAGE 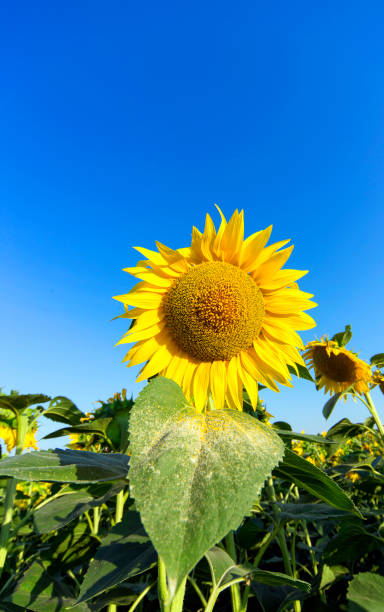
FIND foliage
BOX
[1,357,384,612]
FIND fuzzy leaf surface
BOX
[129,377,284,597]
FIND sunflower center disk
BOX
[312,347,357,383]
[163,261,265,361]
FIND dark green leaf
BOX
[288,364,315,382]
[274,448,361,517]
[274,429,335,445]
[271,502,351,521]
[129,376,284,597]
[332,324,352,348]
[43,418,113,440]
[325,519,384,566]
[0,394,50,415]
[370,353,384,367]
[0,449,129,483]
[4,562,90,611]
[34,483,125,533]
[205,547,310,592]
[322,393,343,420]
[347,572,384,611]
[76,511,156,604]
[43,396,84,425]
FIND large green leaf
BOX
[34,483,125,533]
[4,562,90,611]
[129,376,284,597]
[347,572,384,612]
[43,396,84,425]
[76,511,156,604]
[0,449,129,483]
[274,448,361,516]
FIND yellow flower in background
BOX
[345,471,360,483]
[372,370,384,394]
[114,208,316,411]
[303,338,371,396]
[0,425,38,452]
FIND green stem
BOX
[93,506,101,535]
[157,557,187,612]
[225,531,242,612]
[266,478,301,612]
[115,489,125,524]
[128,581,156,612]
[0,412,28,579]
[363,392,384,440]
[158,556,170,612]
[188,575,208,607]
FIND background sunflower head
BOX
[114,207,316,411]
[303,336,372,396]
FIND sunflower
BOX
[0,424,38,452]
[114,208,316,411]
[303,338,372,396]
[372,370,384,395]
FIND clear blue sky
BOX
[1,1,384,448]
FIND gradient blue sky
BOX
[1,1,384,449]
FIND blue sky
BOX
[1,1,384,448]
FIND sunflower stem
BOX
[157,557,186,612]
[363,392,384,441]
[0,411,28,579]
[266,477,301,612]
[225,531,242,612]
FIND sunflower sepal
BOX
[129,376,285,599]
[331,324,352,348]
[370,353,384,367]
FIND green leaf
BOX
[75,511,156,604]
[326,418,370,442]
[129,376,284,597]
[325,518,384,566]
[4,562,90,611]
[205,546,310,592]
[370,353,384,367]
[41,522,98,571]
[274,448,361,517]
[43,396,84,425]
[347,572,384,611]
[322,392,343,420]
[288,364,315,382]
[0,449,129,483]
[0,394,50,415]
[43,418,113,440]
[274,429,335,445]
[332,324,352,347]
[271,502,351,521]
[34,483,125,533]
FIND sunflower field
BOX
[1,209,384,612]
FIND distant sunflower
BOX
[0,424,38,452]
[114,208,316,411]
[303,338,372,396]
